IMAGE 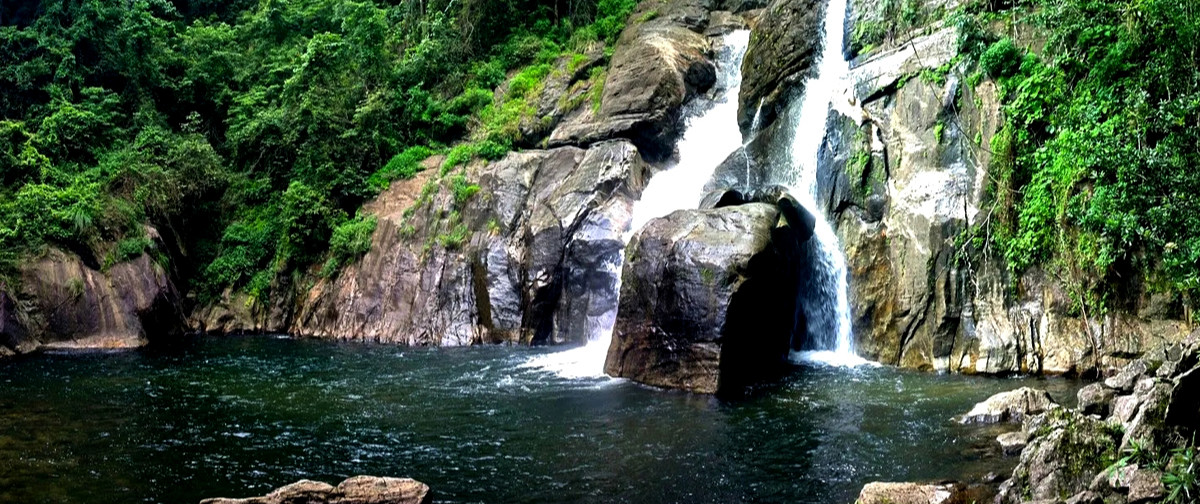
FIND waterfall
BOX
[523,30,752,378]
[784,0,870,366]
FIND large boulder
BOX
[290,141,649,346]
[200,476,430,504]
[995,408,1121,504]
[736,0,822,134]
[4,248,183,354]
[604,198,814,394]
[960,387,1056,424]
[549,0,718,160]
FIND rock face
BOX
[810,22,1192,374]
[188,0,752,348]
[291,141,648,346]
[604,199,813,394]
[960,387,1056,424]
[735,0,822,134]
[1,248,183,356]
[549,0,719,161]
[200,476,430,504]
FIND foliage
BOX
[321,214,377,277]
[972,0,1200,309]
[980,38,1022,78]
[0,0,640,302]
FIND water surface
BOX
[0,336,1080,504]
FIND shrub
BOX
[980,38,1023,78]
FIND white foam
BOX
[791,350,879,368]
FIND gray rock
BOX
[289,141,649,347]
[1065,490,1102,504]
[1111,395,1142,425]
[550,17,716,160]
[961,387,1057,424]
[1120,382,1173,452]
[1077,383,1116,417]
[997,431,1030,456]
[736,0,822,134]
[1105,360,1150,392]
[1127,469,1165,503]
[996,409,1121,504]
[604,199,814,394]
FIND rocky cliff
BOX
[722,0,1193,375]
[0,245,184,356]
[188,0,762,349]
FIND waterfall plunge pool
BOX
[0,335,1081,504]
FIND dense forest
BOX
[0,0,633,302]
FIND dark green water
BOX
[0,336,1081,504]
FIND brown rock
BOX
[856,482,967,504]
[200,476,430,504]
[550,15,716,160]
[1077,382,1116,417]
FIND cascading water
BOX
[782,0,871,366]
[523,30,752,378]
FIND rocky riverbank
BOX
[856,332,1200,504]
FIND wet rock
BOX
[550,7,716,161]
[996,409,1121,504]
[704,11,748,36]
[997,431,1030,456]
[289,140,649,346]
[1077,383,1116,417]
[961,387,1056,424]
[736,0,821,134]
[200,476,431,504]
[855,482,967,504]
[10,249,183,352]
[605,199,814,394]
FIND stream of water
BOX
[0,336,1081,504]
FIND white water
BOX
[780,0,871,367]
[524,31,752,379]
[629,30,752,235]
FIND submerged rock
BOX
[961,387,1056,424]
[605,199,814,394]
[200,476,430,504]
[855,482,967,504]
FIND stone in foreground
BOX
[200,476,430,504]
[960,387,1056,424]
[855,482,967,504]
[605,199,814,395]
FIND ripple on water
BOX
[0,336,1084,504]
